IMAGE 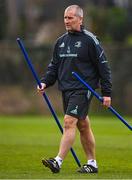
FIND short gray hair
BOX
[65,5,83,18]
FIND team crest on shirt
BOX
[75,41,82,48]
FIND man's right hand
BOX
[37,83,46,94]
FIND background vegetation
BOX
[0,0,132,115]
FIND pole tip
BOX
[72,72,75,75]
[16,38,20,41]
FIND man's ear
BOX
[79,17,83,25]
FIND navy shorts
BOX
[62,89,93,119]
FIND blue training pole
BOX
[17,38,81,167]
[72,72,132,131]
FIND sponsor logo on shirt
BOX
[67,46,71,53]
[59,45,78,58]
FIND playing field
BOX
[0,115,132,179]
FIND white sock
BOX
[87,159,98,168]
[55,156,63,167]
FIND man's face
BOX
[64,9,82,32]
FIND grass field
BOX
[0,115,132,179]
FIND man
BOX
[37,5,112,173]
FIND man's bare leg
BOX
[42,115,78,172]
[57,115,78,160]
[77,116,96,160]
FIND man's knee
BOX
[77,117,91,133]
[64,115,78,130]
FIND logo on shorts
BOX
[87,90,91,99]
[70,105,78,115]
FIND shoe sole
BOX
[42,159,59,173]
[77,168,98,173]
[77,170,98,173]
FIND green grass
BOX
[0,115,132,179]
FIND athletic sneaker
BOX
[77,164,98,173]
[42,158,60,173]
